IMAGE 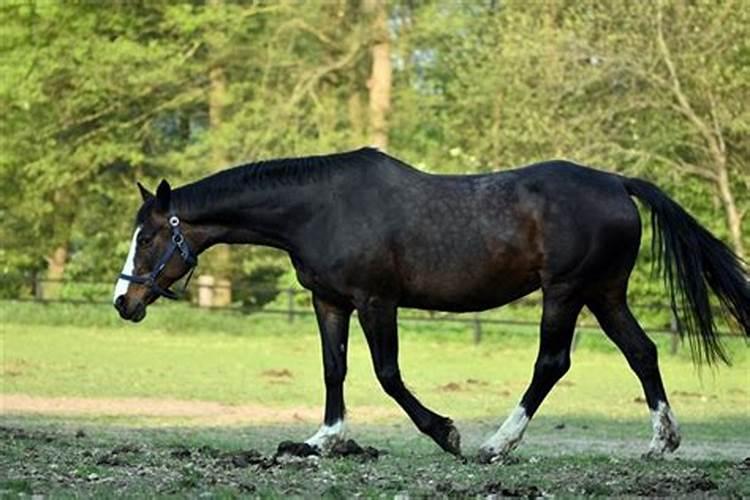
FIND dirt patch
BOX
[1,422,747,498]
[259,369,293,379]
[483,480,543,497]
[275,438,381,462]
[0,394,399,425]
[625,469,718,496]
[1,359,32,377]
[329,439,380,460]
[672,390,717,401]
[438,382,464,392]
[96,444,141,466]
[0,425,55,442]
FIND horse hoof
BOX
[432,419,462,456]
[477,448,495,464]
[476,447,518,465]
[445,424,462,456]
[477,448,503,465]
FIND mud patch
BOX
[1,358,33,377]
[438,382,463,392]
[275,441,319,458]
[273,438,380,462]
[222,449,267,468]
[483,480,543,498]
[0,425,54,442]
[260,369,293,379]
[672,390,717,401]
[626,469,717,496]
[96,444,140,466]
[0,420,747,498]
[329,439,380,460]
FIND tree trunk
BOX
[42,245,68,300]
[348,91,365,142]
[365,0,391,150]
[715,163,745,260]
[203,0,232,307]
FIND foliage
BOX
[1,1,747,304]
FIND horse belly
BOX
[397,256,541,312]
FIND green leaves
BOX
[0,1,746,292]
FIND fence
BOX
[3,276,745,354]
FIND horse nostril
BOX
[115,295,126,311]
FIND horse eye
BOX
[137,234,152,247]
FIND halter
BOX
[119,214,198,300]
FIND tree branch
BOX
[288,42,362,107]
[655,2,721,160]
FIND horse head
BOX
[113,180,198,322]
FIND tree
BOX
[365,0,392,150]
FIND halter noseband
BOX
[119,214,198,300]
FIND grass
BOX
[1,300,749,497]
[1,416,748,498]
[2,300,748,421]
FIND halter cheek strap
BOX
[118,214,198,300]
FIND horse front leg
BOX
[304,295,352,452]
[357,297,461,456]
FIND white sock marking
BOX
[305,420,346,450]
[480,404,529,456]
[649,401,680,454]
[113,226,141,303]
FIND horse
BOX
[113,147,749,462]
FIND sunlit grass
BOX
[2,301,747,424]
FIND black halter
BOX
[119,214,198,300]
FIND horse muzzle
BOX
[114,295,147,323]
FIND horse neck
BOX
[173,181,319,254]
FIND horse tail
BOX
[623,177,749,365]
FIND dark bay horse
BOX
[113,148,749,461]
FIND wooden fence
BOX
[3,276,745,354]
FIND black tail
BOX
[624,177,749,365]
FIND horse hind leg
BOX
[479,286,583,462]
[588,294,681,456]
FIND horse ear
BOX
[137,182,154,202]
[155,179,171,212]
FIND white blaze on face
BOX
[113,226,142,303]
[305,419,346,450]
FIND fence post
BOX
[669,312,679,355]
[197,275,215,308]
[287,289,295,323]
[473,313,482,344]
[33,275,43,301]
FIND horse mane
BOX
[172,147,392,219]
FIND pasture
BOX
[1,300,748,497]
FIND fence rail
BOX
[2,276,745,353]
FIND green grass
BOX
[1,301,749,497]
[1,416,748,498]
[2,300,748,421]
